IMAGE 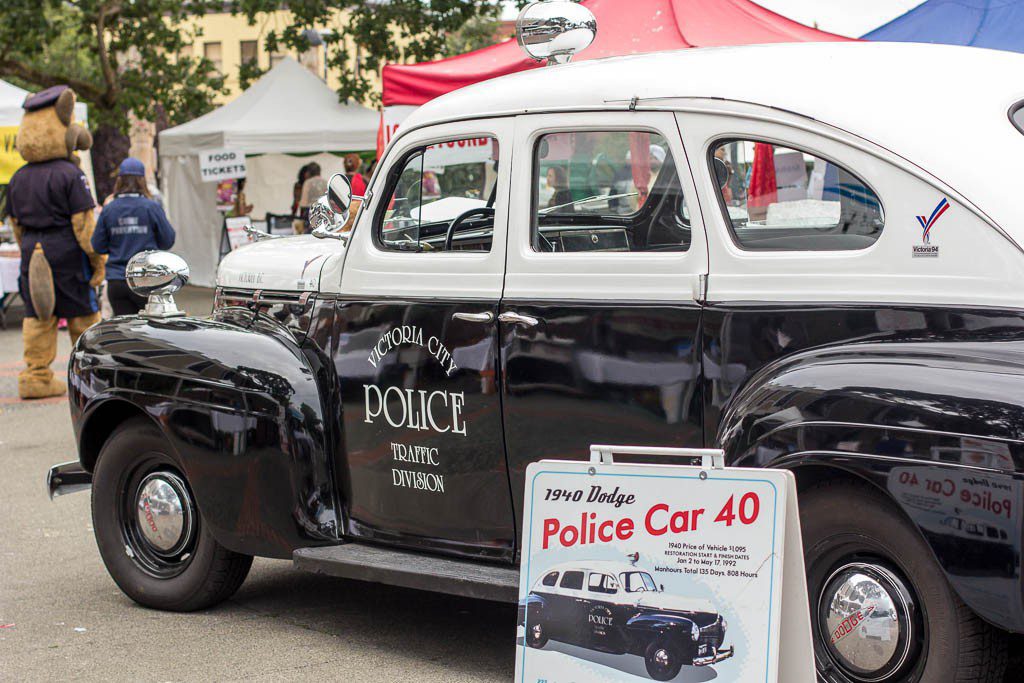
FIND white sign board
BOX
[224,216,253,251]
[516,445,814,683]
[199,148,247,183]
[773,151,808,203]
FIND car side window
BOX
[542,571,559,587]
[559,570,584,590]
[587,572,618,594]
[377,137,499,253]
[532,130,690,253]
[710,139,884,251]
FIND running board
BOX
[293,543,520,603]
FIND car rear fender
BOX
[715,339,1024,633]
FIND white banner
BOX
[516,446,814,683]
[199,148,247,183]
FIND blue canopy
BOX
[864,0,1024,53]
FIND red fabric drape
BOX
[382,0,851,107]
[747,142,777,211]
[376,109,386,158]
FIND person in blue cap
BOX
[91,157,176,315]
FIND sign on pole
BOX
[198,148,247,183]
[516,445,815,683]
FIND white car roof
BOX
[539,561,652,577]
[403,42,1024,245]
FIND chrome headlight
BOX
[691,622,700,641]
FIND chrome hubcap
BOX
[134,472,193,555]
[819,562,915,682]
[531,624,543,639]
[654,649,671,667]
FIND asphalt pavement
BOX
[0,288,515,682]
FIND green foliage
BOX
[0,0,229,130]
[445,15,504,56]
[230,1,504,105]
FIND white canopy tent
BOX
[0,79,89,126]
[159,58,378,286]
[0,78,95,192]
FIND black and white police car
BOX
[47,3,1024,681]
[518,559,733,680]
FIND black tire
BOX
[801,478,1006,683]
[644,639,683,681]
[525,620,549,648]
[91,418,252,612]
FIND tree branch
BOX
[0,57,107,107]
[95,1,122,103]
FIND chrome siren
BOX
[516,1,597,66]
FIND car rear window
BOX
[711,139,884,251]
[559,570,584,590]
[542,571,559,587]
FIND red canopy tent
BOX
[379,0,850,151]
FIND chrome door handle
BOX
[498,311,539,327]
[452,311,494,323]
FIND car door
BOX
[334,119,515,560]
[555,570,588,645]
[585,572,626,652]
[501,112,709,528]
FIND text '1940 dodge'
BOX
[45,5,1024,681]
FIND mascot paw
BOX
[17,376,67,400]
[89,261,105,288]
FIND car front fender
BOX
[626,612,698,642]
[69,307,340,559]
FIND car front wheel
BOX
[91,417,252,611]
[801,478,1007,683]
[644,639,684,681]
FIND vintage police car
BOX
[517,560,733,680]
[45,6,1024,681]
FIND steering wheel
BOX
[444,207,495,251]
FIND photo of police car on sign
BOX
[518,555,734,681]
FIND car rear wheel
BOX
[91,418,252,611]
[644,639,684,681]
[800,478,1006,683]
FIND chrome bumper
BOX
[693,645,735,667]
[47,461,92,499]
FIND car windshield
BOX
[620,571,657,593]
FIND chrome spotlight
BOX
[516,1,597,65]
[126,250,190,318]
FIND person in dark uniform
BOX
[92,157,176,316]
[6,85,102,399]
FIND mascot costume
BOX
[6,85,104,399]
